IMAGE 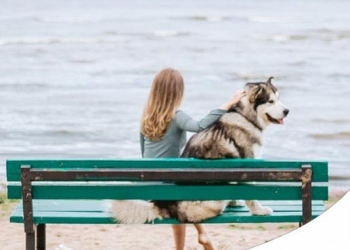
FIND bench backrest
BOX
[6,159,328,201]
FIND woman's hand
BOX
[220,89,246,110]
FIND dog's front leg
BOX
[193,224,217,250]
[245,200,273,215]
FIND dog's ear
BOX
[267,77,274,85]
[249,85,265,103]
[266,76,278,92]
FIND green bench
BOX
[6,159,328,250]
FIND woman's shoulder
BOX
[175,109,192,115]
[173,110,193,127]
[174,110,190,119]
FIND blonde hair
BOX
[141,68,184,141]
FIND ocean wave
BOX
[10,129,95,140]
[229,73,288,82]
[189,16,231,22]
[33,17,96,23]
[315,28,350,38]
[252,34,309,42]
[0,82,48,91]
[0,37,127,46]
[69,59,96,64]
[247,16,303,23]
[329,175,350,181]
[253,30,350,42]
[312,118,349,124]
[150,31,190,38]
[328,73,350,79]
[309,132,350,140]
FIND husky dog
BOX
[111,77,289,225]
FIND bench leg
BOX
[301,165,312,225]
[26,232,35,250]
[37,224,46,250]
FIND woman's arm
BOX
[175,89,246,132]
[175,109,226,133]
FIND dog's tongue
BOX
[278,119,284,125]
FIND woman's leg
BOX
[172,224,186,250]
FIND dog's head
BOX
[241,77,289,128]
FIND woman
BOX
[140,68,245,250]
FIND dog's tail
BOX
[108,200,163,224]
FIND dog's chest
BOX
[253,144,263,159]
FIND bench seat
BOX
[10,200,325,224]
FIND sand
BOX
[0,189,346,250]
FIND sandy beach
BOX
[0,189,346,250]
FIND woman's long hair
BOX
[141,68,184,141]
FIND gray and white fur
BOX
[111,77,289,224]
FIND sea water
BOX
[0,0,349,189]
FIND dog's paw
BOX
[252,206,273,216]
[245,200,273,216]
[228,200,245,207]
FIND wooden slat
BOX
[10,211,325,224]
[7,182,329,200]
[9,200,325,224]
[6,159,328,182]
[12,200,325,213]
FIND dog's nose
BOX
[283,109,290,116]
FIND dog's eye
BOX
[268,100,275,104]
